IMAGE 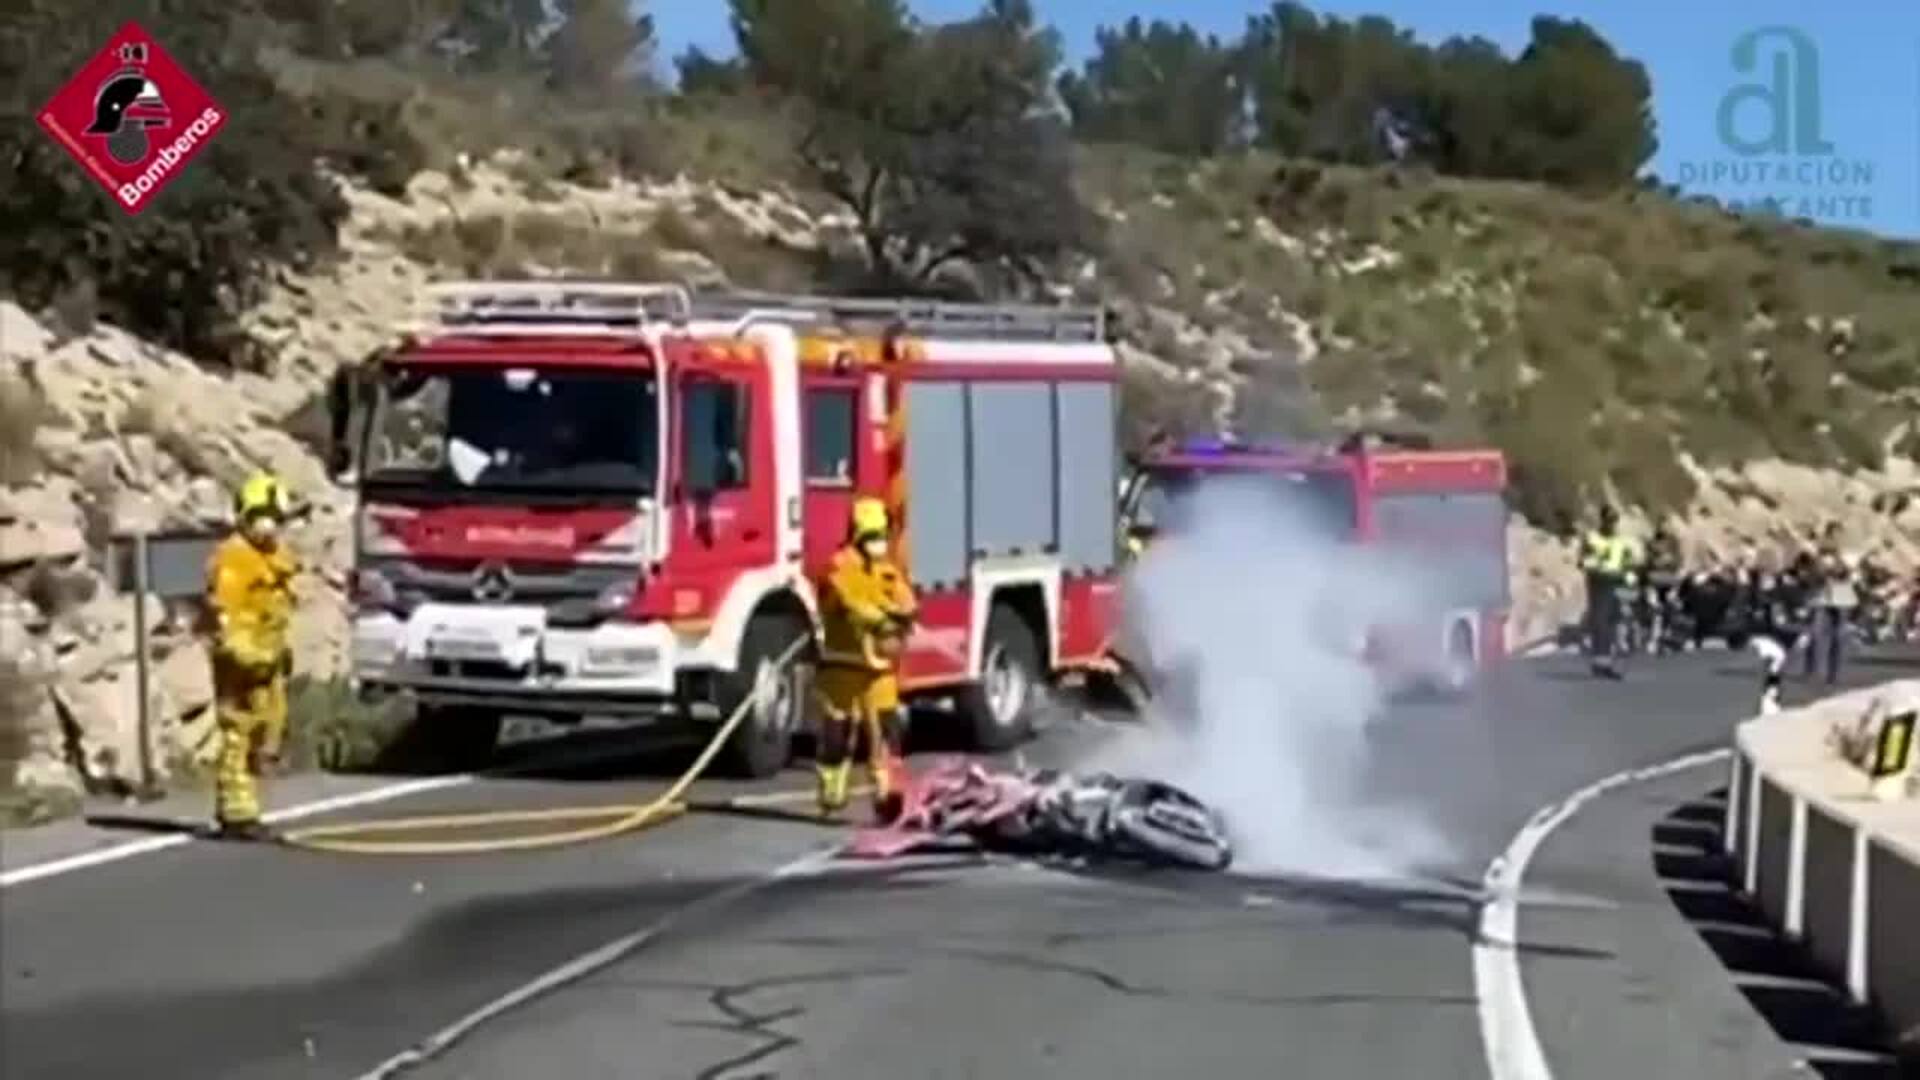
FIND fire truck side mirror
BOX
[325,366,355,483]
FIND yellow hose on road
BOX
[281,636,825,855]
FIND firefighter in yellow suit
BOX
[814,497,918,821]
[205,472,300,839]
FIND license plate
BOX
[427,633,503,661]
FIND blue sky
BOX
[652,1,1920,239]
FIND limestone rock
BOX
[0,481,85,569]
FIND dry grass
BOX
[388,204,825,291]
[393,212,673,280]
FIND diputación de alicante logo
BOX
[36,22,227,215]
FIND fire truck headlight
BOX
[594,581,636,615]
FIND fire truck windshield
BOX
[363,365,659,495]
[1132,464,1356,538]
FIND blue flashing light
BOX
[1174,436,1327,458]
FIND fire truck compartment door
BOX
[407,603,548,668]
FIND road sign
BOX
[1870,711,1915,781]
[106,529,220,599]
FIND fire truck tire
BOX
[959,605,1041,751]
[389,705,502,773]
[717,613,810,779]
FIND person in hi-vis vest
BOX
[1580,505,1639,678]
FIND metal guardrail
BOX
[1729,685,1920,1070]
[412,280,1107,344]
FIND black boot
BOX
[214,819,278,842]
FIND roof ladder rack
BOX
[689,290,1107,343]
[418,280,694,338]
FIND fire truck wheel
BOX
[390,705,502,773]
[960,605,1040,751]
[718,614,809,779]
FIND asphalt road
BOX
[2,648,1909,1080]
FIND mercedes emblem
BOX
[471,562,513,602]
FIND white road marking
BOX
[353,844,844,1079]
[0,774,474,889]
[1473,747,1731,1080]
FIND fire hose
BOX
[278,635,838,855]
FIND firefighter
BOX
[205,471,300,839]
[1580,505,1639,678]
[814,497,918,821]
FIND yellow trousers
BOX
[813,664,906,815]
[212,658,287,825]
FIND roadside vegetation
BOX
[0,657,80,827]
[4,0,1917,532]
[281,675,413,774]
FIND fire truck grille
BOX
[365,558,637,626]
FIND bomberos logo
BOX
[36,22,227,215]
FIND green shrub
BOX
[282,675,410,773]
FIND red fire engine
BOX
[327,281,1124,776]
[1115,432,1511,695]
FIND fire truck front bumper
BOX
[348,604,683,715]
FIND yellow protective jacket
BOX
[817,546,918,671]
[205,533,299,674]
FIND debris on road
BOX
[844,756,1233,871]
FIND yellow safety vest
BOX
[1580,531,1636,576]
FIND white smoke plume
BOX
[1084,473,1461,880]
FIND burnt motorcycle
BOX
[846,757,1234,871]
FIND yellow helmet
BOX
[851,497,890,538]
[235,471,290,520]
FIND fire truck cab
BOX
[327,281,1123,776]
[1116,432,1510,696]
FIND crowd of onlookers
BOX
[1573,513,1920,682]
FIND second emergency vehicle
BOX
[1116,432,1511,696]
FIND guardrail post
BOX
[1725,753,1742,855]
[132,528,158,798]
[1785,795,1808,938]
[1847,825,1871,1003]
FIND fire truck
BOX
[1115,432,1511,696]
[325,281,1124,776]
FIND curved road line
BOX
[353,845,843,1079]
[1473,747,1732,1080]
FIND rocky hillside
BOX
[4,133,1920,803]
